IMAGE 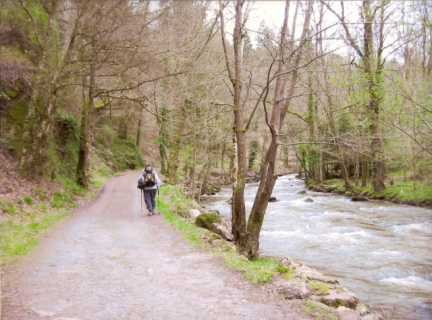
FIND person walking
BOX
[138,165,162,216]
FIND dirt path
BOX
[2,172,306,320]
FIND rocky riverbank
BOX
[163,186,385,320]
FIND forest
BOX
[1,0,431,259]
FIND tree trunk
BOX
[363,0,385,193]
[239,0,307,259]
[229,0,248,244]
[76,49,96,188]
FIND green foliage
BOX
[281,267,295,281]
[0,211,66,264]
[221,251,283,284]
[315,178,432,206]
[23,196,33,205]
[111,137,143,170]
[382,181,432,205]
[54,112,80,178]
[0,200,18,215]
[95,124,116,148]
[337,111,353,134]
[308,280,331,295]
[50,192,74,209]
[195,212,221,227]
[90,161,113,190]
[57,176,85,196]
[158,186,204,246]
[95,125,143,171]
[33,187,48,201]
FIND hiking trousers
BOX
[143,189,157,213]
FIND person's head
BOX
[144,164,152,173]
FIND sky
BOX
[230,1,414,61]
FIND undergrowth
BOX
[311,178,432,206]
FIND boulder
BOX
[268,196,278,202]
[337,306,361,320]
[356,303,370,316]
[246,171,260,183]
[188,209,201,219]
[195,213,233,241]
[298,190,307,195]
[297,265,339,284]
[319,290,359,309]
[351,196,368,202]
[360,313,384,320]
[275,279,311,300]
[304,198,314,203]
[279,257,296,268]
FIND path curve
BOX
[2,172,305,320]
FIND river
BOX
[204,174,432,320]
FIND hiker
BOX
[137,165,162,216]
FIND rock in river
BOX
[268,197,279,202]
[351,196,368,202]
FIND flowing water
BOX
[204,174,432,320]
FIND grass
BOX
[303,300,338,320]
[308,280,331,295]
[157,184,294,284]
[382,181,432,204]
[0,210,67,264]
[0,200,18,215]
[157,185,205,247]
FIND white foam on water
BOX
[288,198,311,207]
[323,210,349,217]
[380,276,432,292]
[371,249,404,257]
[392,222,432,234]
[323,230,372,244]
[261,229,303,238]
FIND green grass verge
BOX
[157,184,294,284]
[311,178,432,206]
[0,210,67,263]
[0,165,113,265]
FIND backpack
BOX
[138,171,156,189]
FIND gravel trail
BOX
[2,172,305,320]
